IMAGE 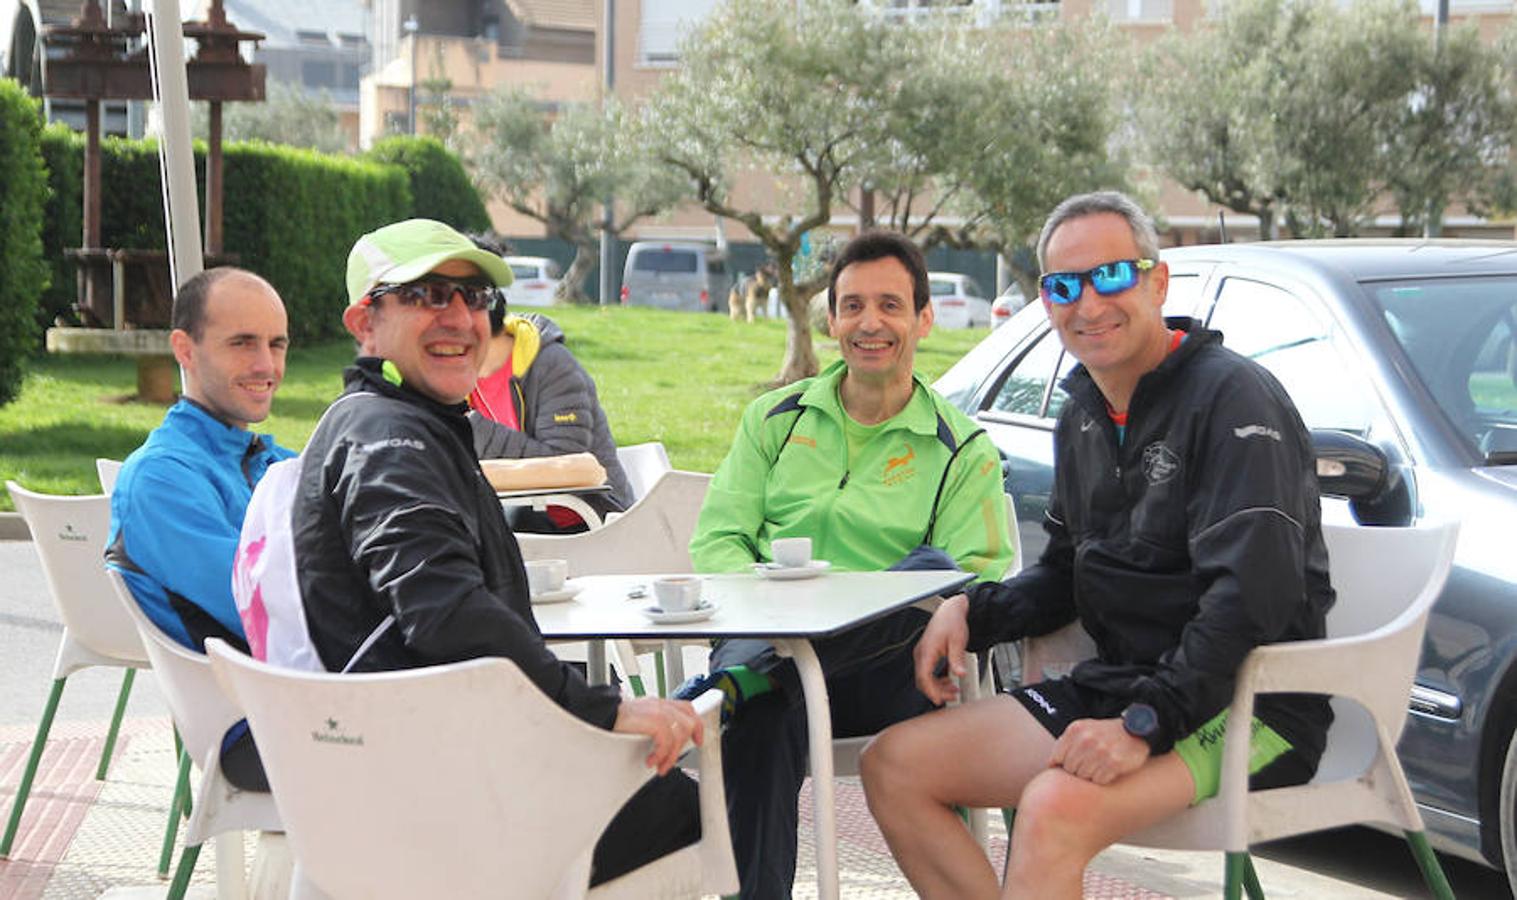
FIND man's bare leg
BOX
[861,696,1055,900]
[1004,751,1194,899]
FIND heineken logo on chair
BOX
[311,717,364,746]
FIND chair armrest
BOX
[1231,614,1428,714]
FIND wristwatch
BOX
[1120,702,1160,748]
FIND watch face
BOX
[1123,703,1158,738]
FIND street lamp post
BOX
[403,14,418,135]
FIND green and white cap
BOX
[346,218,513,306]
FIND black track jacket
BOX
[293,358,620,730]
[966,320,1334,762]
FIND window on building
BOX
[302,60,337,89]
[638,0,722,66]
[296,29,331,46]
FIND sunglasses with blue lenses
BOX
[365,274,499,312]
[1039,258,1156,305]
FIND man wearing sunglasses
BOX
[291,219,704,886]
[862,192,1333,897]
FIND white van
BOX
[620,242,732,313]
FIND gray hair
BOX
[1036,191,1160,271]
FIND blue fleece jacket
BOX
[106,399,293,648]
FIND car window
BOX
[1208,277,1373,434]
[989,330,1066,418]
[1044,345,1079,420]
[930,280,954,296]
[708,258,726,275]
[509,264,538,280]
[1163,273,1206,317]
[633,250,699,273]
[965,277,984,298]
[544,261,562,279]
[1370,276,1517,459]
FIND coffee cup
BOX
[653,576,702,612]
[526,559,568,596]
[770,537,812,569]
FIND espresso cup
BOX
[526,558,568,596]
[653,576,702,612]
[770,537,812,569]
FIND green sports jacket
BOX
[690,360,1015,581]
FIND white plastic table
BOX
[532,568,975,900]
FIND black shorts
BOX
[1010,679,1317,803]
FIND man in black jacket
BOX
[293,218,701,886]
[859,192,1334,898]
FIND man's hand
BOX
[1048,718,1150,785]
[914,593,971,705]
[612,696,705,775]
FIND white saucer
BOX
[530,580,584,605]
[753,560,831,581]
[641,600,719,624]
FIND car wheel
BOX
[1500,727,1517,895]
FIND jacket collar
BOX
[346,357,473,419]
[1062,317,1220,419]
[798,359,942,437]
[169,397,268,456]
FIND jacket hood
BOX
[505,313,564,377]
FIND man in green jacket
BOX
[683,230,1015,899]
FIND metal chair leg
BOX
[1,677,66,857]
[166,840,202,900]
[1405,830,1456,900]
[1224,851,1247,900]
[159,748,192,878]
[95,668,136,780]
[1242,852,1265,900]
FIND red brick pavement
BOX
[0,735,116,900]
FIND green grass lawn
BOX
[0,306,990,510]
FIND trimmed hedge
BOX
[365,135,491,233]
[222,142,410,340]
[0,79,48,406]
[37,134,410,341]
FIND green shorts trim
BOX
[1172,711,1293,805]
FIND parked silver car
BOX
[934,240,1517,889]
[620,241,732,313]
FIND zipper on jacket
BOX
[838,471,849,490]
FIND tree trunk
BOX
[1259,206,1278,241]
[773,250,819,386]
[557,241,599,304]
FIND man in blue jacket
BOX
[107,266,294,789]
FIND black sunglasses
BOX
[365,274,498,312]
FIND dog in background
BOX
[729,263,777,323]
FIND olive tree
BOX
[642,0,921,384]
[471,89,688,303]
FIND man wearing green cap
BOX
[292,218,704,885]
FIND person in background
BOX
[467,237,632,532]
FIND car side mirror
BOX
[1310,429,1412,526]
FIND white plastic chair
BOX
[205,640,739,900]
[614,441,672,504]
[517,470,712,693]
[1,485,149,858]
[1016,520,1461,900]
[96,457,123,495]
[108,569,282,900]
